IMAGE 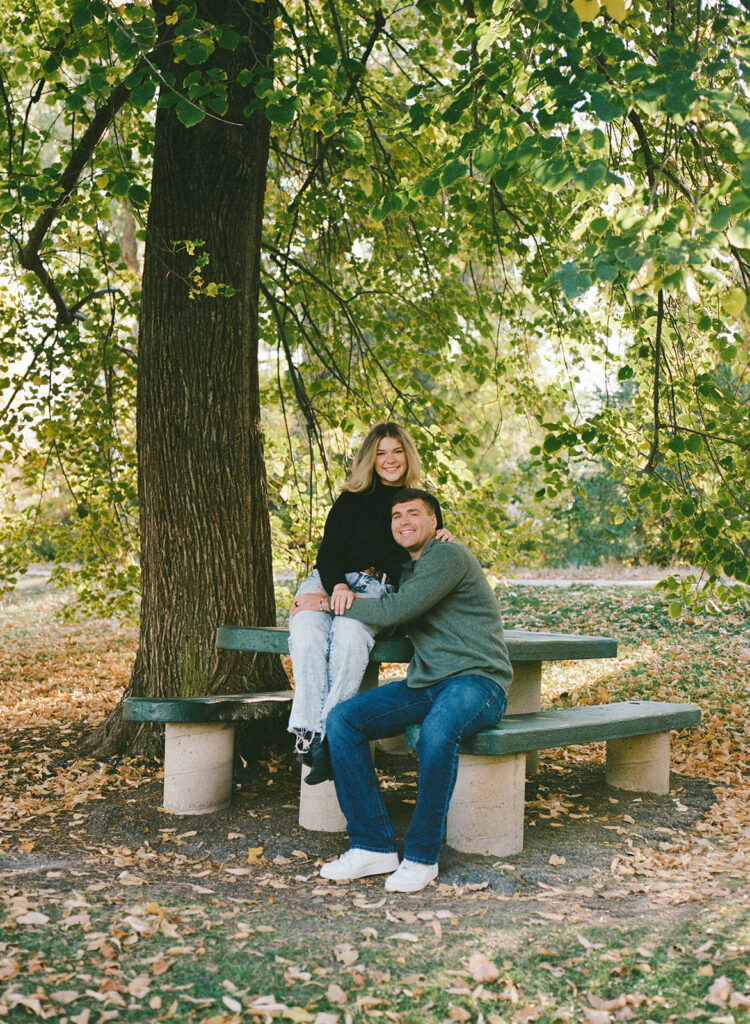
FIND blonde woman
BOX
[288,423,452,783]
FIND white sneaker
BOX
[385,859,439,893]
[320,848,399,881]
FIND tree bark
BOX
[95,0,287,755]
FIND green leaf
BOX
[542,434,565,454]
[440,160,468,186]
[71,3,92,28]
[574,159,607,193]
[546,6,581,38]
[314,44,339,66]
[342,57,367,75]
[266,97,297,125]
[722,287,746,318]
[590,91,621,122]
[108,172,131,199]
[128,184,150,208]
[473,145,501,174]
[594,259,618,283]
[218,27,240,51]
[372,195,393,222]
[175,101,206,127]
[710,206,731,231]
[685,434,703,454]
[443,93,472,124]
[727,220,750,248]
[130,79,156,108]
[65,91,87,113]
[533,154,575,191]
[341,129,365,152]
[547,262,592,299]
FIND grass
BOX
[2,885,748,1022]
[1,580,749,1022]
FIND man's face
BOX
[391,499,437,557]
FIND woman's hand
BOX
[435,527,455,543]
[330,583,355,615]
[290,590,330,617]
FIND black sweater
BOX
[314,482,444,594]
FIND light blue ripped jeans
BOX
[287,569,392,749]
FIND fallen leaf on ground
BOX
[326,984,347,1004]
[708,975,733,1005]
[15,911,49,925]
[467,951,499,982]
[334,942,358,965]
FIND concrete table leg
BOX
[507,661,542,775]
[446,751,526,857]
[163,722,235,815]
[298,768,347,831]
[606,731,670,795]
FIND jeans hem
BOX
[350,843,399,855]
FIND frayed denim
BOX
[326,675,507,863]
[287,569,392,748]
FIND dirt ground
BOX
[0,718,724,922]
[1,570,746,932]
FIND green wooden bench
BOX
[125,625,618,824]
[405,700,701,857]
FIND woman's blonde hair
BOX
[342,422,422,494]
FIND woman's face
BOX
[374,435,408,486]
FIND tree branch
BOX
[0,67,15,177]
[287,8,385,212]
[260,280,332,479]
[17,63,147,322]
[643,288,665,474]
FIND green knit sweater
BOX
[344,538,512,692]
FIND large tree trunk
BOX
[95,0,286,755]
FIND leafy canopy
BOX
[1,0,749,614]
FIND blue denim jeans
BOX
[326,674,507,864]
[287,569,392,747]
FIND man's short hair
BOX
[390,487,439,517]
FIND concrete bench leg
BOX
[446,752,526,857]
[298,767,347,831]
[606,731,670,795]
[163,722,235,815]
[507,662,542,775]
[298,657,380,831]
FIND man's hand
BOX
[290,591,331,617]
[331,583,355,615]
[435,527,455,543]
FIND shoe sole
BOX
[385,870,439,893]
[320,857,399,881]
[304,773,334,786]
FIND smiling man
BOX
[290,488,512,892]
